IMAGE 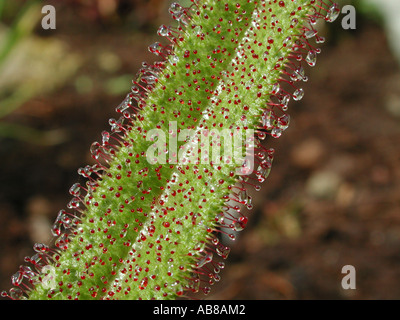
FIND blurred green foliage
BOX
[0,0,80,145]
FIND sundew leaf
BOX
[2,0,340,300]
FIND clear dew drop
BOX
[30,253,45,267]
[169,2,188,24]
[51,210,67,236]
[309,16,317,26]
[214,265,221,274]
[33,243,49,253]
[257,161,272,182]
[11,271,23,286]
[67,197,80,209]
[304,28,317,39]
[271,82,280,95]
[257,131,267,140]
[131,84,140,94]
[148,42,163,56]
[326,3,340,23]
[101,131,110,145]
[157,24,169,37]
[215,212,225,224]
[78,166,88,178]
[233,216,248,232]
[20,265,35,279]
[271,127,282,139]
[280,94,291,110]
[238,158,254,175]
[9,287,24,299]
[169,54,179,65]
[316,36,326,44]
[55,233,70,250]
[109,117,124,133]
[238,189,248,204]
[262,110,275,130]
[306,50,317,67]
[193,241,206,253]
[90,141,102,159]
[283,36,292,47]
[69,183,81,197]
[169,2,183,15]
[294,53,303,61]
[268,147,275,157]
[215,245,230,259]
[62,215,75,230]
[291,66,308,82]
[277,114,290,131]
[246,196,253,210]
[51,223,61,237]
[293,88,304,101]
[141,74,157,85]
[196,252,213,268]
[115,94,131,113]
[211,237,219,246]
[202,286,211,295]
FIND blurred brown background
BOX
[1,0,399,299]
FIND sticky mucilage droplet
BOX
[326,3,340,23]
